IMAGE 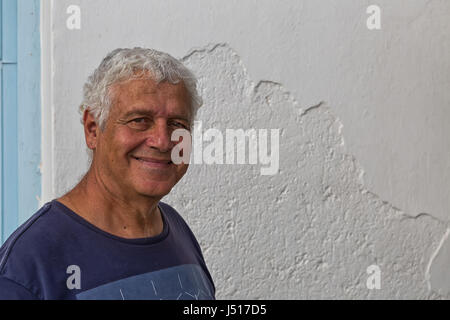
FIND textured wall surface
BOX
[42,0,450,298]
[165,44,448,299]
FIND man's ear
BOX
[83,109,99,150]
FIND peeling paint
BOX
[164,43,448,299]
[300,101,325,117]
[426,228,450,295]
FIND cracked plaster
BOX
[164,44,448,299]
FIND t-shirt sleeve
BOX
[0,276,39,300]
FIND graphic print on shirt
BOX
[76,264,214,300]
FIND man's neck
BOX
[57,167,164,239]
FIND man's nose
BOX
[145,121,173,153]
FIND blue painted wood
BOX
[0,0,40,243]
[2,63,18,241]
[0,0,3,242]
[1,0,19,242]
[17,0,41,225]
[0,0,3,60]
[2,0,16,64]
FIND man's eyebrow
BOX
[121,109,154,118]
[121,109,191,122]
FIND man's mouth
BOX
[132,156,173,166]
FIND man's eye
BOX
[127,118,150,129]
[171,121,189,129]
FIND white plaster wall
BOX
[41,0,450,298]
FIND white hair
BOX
[79,47,202,130]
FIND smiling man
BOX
[0,48,215,300]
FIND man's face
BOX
[90,77,192,200]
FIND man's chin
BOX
[135,182,174,198]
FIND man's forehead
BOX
[110,78,191,117]
[113,78,186,98]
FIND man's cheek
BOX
[179,164,189,178]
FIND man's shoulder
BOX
[159,201,204,252]
[0,201,71,273]
[159,201,193,230]
[158,201,178,214]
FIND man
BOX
[0,48,215,300]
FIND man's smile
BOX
[131,155,173,168]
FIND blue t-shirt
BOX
[0,200,215,300]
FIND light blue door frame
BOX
[1,0,41,243]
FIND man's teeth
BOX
[134,157,172,164]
